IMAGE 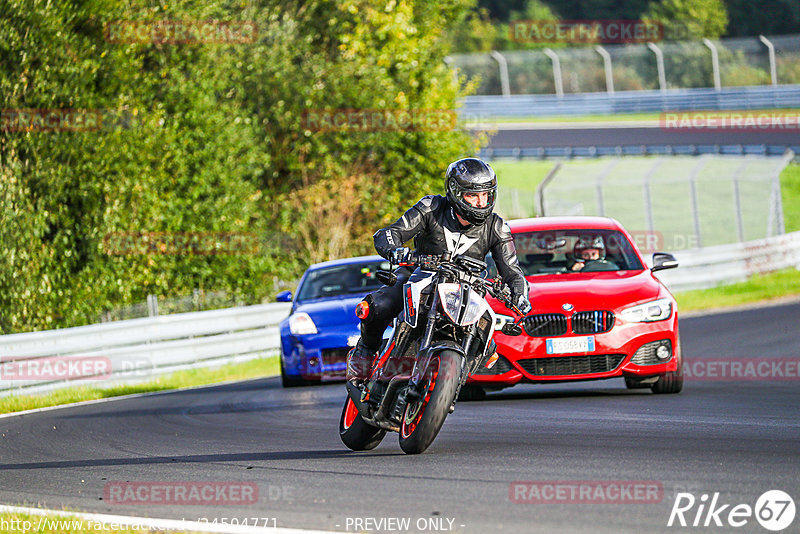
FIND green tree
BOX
[644,0,729,40]
[0,0,479,333]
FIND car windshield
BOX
[296,260,391,301]
[487,229,644,276]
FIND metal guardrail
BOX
[654,231,800,292]
[0,303,291,396]
[461,85,800,118]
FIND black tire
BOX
[651,349,683,394]
[339,397,386,451]
[280,358,308,388]
[457,384,487,401]
[398,351,461,454]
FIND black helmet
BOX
[574,235,606,261]
[445,158,497,225]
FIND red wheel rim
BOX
[343,398,359,430]
[400,357,440,439]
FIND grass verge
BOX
[492,159,800,234]
[0,356,279,415]
[675,268,800,312]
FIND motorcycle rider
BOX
[347,157,532,384]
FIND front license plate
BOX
[546,336,595,354]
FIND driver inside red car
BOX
[570,235,617,272]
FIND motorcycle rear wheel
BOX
[339,397,386,451]
[398,350,461,454]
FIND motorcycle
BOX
[338,251,525,454]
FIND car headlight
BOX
[620,298,673,323]
[289,312,318,335]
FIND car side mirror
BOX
[375,270,397,286]
[501,322,523,336]
[276,290,293,302]
[651,252,679,272]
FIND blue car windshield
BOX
[296,260,391,301]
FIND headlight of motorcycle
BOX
[289,312,318,334]
[620,298,673,323]
[438,283,462,324]
[461,291,487,326]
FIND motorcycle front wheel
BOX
[398,350,461,454]
[339,396,386,451]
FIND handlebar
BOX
[395,252,526,316]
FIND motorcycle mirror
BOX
[501,322,523,336]
[375,270,397,286]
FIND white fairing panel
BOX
[404,271,435,328]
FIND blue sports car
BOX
[277,255,391,387]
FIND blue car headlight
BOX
[289,312,318,335]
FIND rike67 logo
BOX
[668,490,795,531]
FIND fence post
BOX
[595,159,622,217]
[535,162,563,216]
[147,294,159,317]
[703,38,722,91]
[647,42,667,92]
[688,157,708,248]
[769,149,793,236]
[543,48,564,97]
[594,45,615,95]
[443,56,459,88]
[758,35,778,86]
[642,158,665,234]
[490,50,511,97]
[731,159,749,242]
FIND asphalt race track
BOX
[1,301,799,533]
[485,124,800,149]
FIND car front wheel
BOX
[280,358,308,387]
[651,350,683,394]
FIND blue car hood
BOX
[294,294,367,326]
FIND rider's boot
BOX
[346,339,377,388]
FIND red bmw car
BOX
[469,216,682,395]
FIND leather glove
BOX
[513,293,532,315]
[389,247,412,265]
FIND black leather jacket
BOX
[373,195,528,299]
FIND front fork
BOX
[405,290,473,402]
